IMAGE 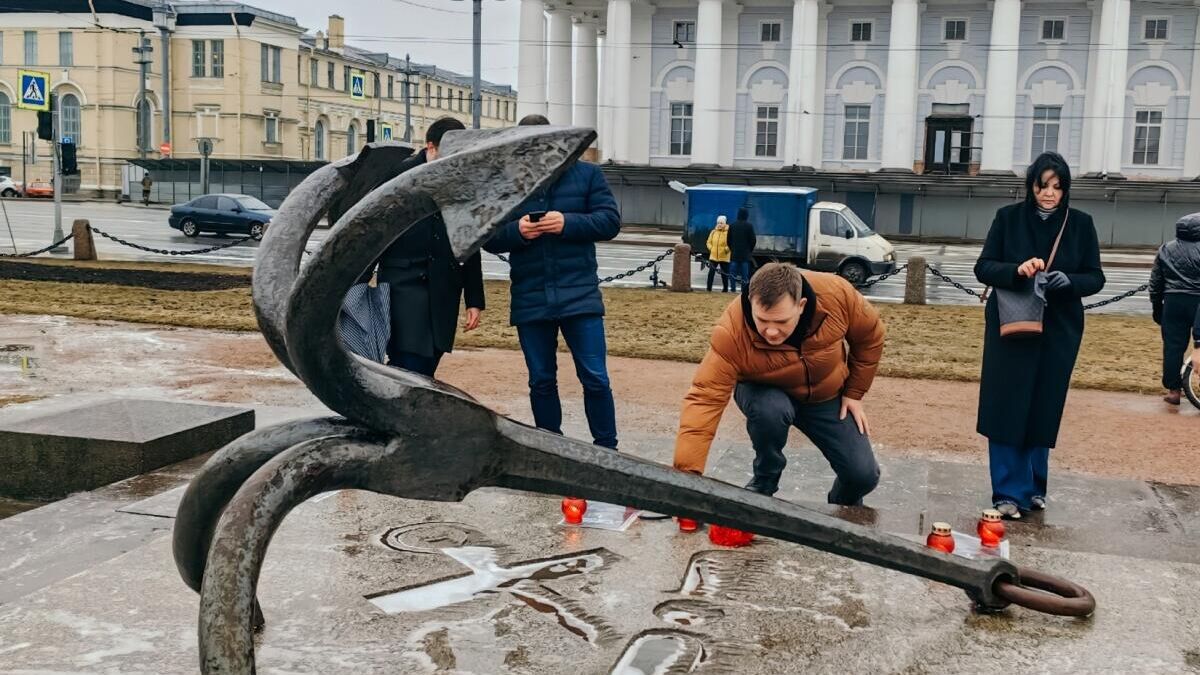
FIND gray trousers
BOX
[734,382,881,506]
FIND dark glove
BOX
[1041,270,1072,293]
[1152,303,1162,325]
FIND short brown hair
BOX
[748,263,804,307]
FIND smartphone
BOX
[527,210,547,223]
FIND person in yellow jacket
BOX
[705,215,733,292]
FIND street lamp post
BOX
[132,32,155,160]
[472,0,482,129]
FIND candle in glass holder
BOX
[678,517,699,532]
[708,524,754,547]
[977,509,1006,547]
[561,497,587,525]
[925,522,955,554]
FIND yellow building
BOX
[0,3,517,198]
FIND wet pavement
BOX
[1,314,1198,673]
[0,401,1198,673]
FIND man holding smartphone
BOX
[483,114,622,449]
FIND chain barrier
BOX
[1083,283,1150,310]
[491,248,675,287]
[856,263,908,290]
[0,233,75,258]
[691,253,751,288]
[924,264,986,300]
[89,225,255,256]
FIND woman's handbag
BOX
[989,212,1068,338]
[337,281,391,363]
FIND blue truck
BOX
[677,183,897,285]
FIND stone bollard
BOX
[72,219,97,261]
[671,243,692,293]
[904,256,926,305]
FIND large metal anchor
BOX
[173,126,1094,674]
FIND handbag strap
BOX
[979,209,1070,303]
[1045,209,1070,272]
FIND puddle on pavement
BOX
[611,630,705,675]
[652,599,725,627]
[367,545,615,614]
[508,582,621,645]
[0,344,38,374]
[673,551,773,598]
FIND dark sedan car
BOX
[168,194,276,240]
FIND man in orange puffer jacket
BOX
[673,263,886,505]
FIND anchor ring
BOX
[993,567,1096,617]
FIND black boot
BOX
[744,478,778,496]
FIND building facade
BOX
[519,0,1200,180]
[0,1,517,196]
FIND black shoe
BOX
[744,479,778,496]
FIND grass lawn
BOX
[0,275,1164,394]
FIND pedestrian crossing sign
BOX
[350,72,366,101]
[18,70,50,111]
[381,124,393,141]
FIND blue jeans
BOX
[516,315,618,449]
[989,441,1048,510]
[728,260,752,292]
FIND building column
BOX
[1080,1,1104,173]
[607,0,633,161]
[546,8,573,124]
[980,0,1022,173]
[785,0,820,168]
[517,0,547,119]
[574,20,599,131]
[690,0,724,165]
[1184,9,1200,178]
[881,0,921,171]
[1100,0,1130,176]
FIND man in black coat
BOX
[973,152,1105,519]
[368,117,485,377]
[1150,212,1200,404]
[727,207,757,291]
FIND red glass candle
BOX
[708,524,754,547]
[561,497,587,525]
[925,522,955,554]
[977,509,1006,547]
[678,517,699,532]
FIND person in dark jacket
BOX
[366,117,485,377]
[727,207,757,292]
[1149,212,1200,405]
[973,152,1106,519]
[483,113,622,449]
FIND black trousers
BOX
[734,382,880,506]
[706,262,730,292]
[1162,294,1200,390]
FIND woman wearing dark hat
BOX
[974,152,1106,519]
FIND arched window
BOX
[346,123,357,156]
[136,98,152,151]
[61,93,81,145]
[0,92,10,144]
[314,120,326,160]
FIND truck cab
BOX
[680,184,895,285]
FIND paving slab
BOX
[0,426,1198,674]
[0,396,254,499]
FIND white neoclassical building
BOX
[517,0,1200,180]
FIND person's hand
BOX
[464,307,482,332]
[535,210,565,235]
[1041,270,1071,292]
[840,397,870,436]
[1018,257,1046,278]
[1152,303,1163,325]
[518,215,543,240]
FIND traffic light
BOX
[60,140,78,175]
[37,112,53,141]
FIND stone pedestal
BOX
[904,256,927,305]
[671,244,692,293]
[72,219,96,261]
[0,397,254,499]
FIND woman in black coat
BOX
[974,152,1105,519]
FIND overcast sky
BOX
[247,0,522,86]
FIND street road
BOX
[0,199,1154,314]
